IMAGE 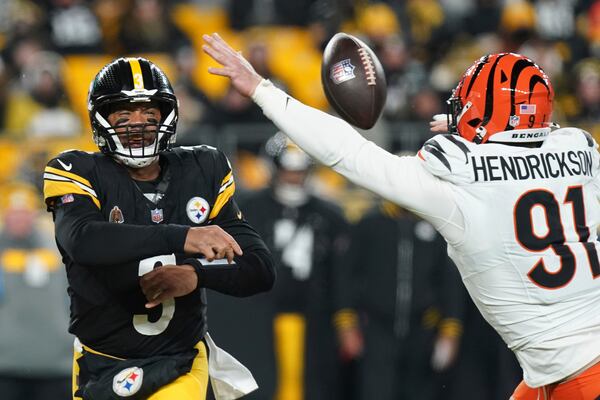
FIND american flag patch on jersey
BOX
[519,104,536,114]
[61,194,75,204]
[330,59,356,84]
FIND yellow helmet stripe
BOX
[127,57,145,90]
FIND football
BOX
[321,33,387,130]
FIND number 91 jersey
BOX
[43,145,242,359]
[419,128,600,387]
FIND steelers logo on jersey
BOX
[112,366,143,397]
[187,196,211,224]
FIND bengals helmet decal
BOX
[447,53,554,144]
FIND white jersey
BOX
[253,80,600,387]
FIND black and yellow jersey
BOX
[43,146,274,359]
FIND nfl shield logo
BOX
[330,59,356,84]
[509,115,520,127]
[150,208,163,224]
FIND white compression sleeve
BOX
[252,80,465,243]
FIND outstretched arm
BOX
[202,33,465,243]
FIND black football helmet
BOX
[88,57,178,168]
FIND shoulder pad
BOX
[418,134,474,183]
[172,145,222,167]
[171,146,235,221]
[44,150,100,209]
[46,150,95,174]
[178,144,218,152]
[546,127,598,150]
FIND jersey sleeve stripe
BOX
[44,180,101,209]
[43,173,98,197]
[423,144,452,171]
[45,166,94,189]
[218,173,234,194]
[442,134,471,157]
[424,139,445,153]
[219,171,233,188]
[208,180,236,220]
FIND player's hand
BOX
[202,32,263,97]
[430,114,450,133]
[337,326,364,361]
[431,334,460,371]
[184,225,243,263]
[140,264,198,308]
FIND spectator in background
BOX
[410,87,444,122]
[0,55,9,130]
[14,143,54,193]
[119,0,190,55]
[338,200,465,400]
[171,46,214,142]
[532,0,578,42]
[228,0,318,30]
[0,2,46,125]
[3,51,80,139]
[205,83,269,129]
[438,0,476,33]
[2,33,48,82]
[572,58,600,125]
[497,0,537,52]
[0,182,72,400]
[378,35,429,121]
[0,1,46,45]
[38,0,103,54]
[93,0,130,54]
[208,133,350,400]
[588,0,600,57]
[561,57,600,138]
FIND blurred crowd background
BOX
[1,0,600,399]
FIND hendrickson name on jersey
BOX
[471,150,594,182]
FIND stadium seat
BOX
[62,54,112,128]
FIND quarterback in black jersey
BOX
[43,57,275,400]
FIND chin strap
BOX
[113,154,159,169]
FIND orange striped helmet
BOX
[447,53,554,144]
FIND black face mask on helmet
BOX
[88,57,178,168]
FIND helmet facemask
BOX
[92,97,177,168]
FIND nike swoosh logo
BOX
[57,159,72,171]
[237,211,243,219]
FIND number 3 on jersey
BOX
[133,254,176,335]
[514,186,600,289]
